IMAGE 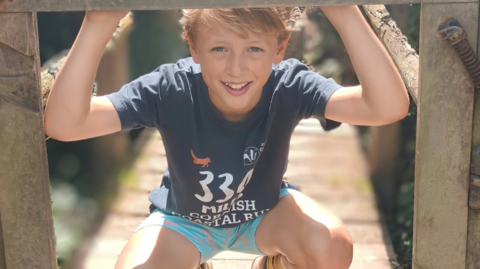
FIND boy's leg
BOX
[114,225,201,269]
[255,190,353,269]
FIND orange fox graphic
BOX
[191,149,211,168]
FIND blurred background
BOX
[39,6,419,268]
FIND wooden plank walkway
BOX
[67,119,396,269]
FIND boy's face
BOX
[188,22,288,121]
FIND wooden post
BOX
[467,176,480,268]
[0,13,57,269]
[414,3,478,269]
[466,1,480,266]
[0,210,6,269]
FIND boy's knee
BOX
[311,226,353,269]
[286,225,353,269]
[325,226,353,269]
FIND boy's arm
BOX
[320,5,410,126]
[44,11,129,141]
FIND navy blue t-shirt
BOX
[106,57,342,228]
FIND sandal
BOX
[252,255,283,269]
[198,260,213,269]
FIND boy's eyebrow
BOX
[248,40,267,44]
[208,37,268,45]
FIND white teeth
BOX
[225,82,248,90]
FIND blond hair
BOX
[180,8,303,46]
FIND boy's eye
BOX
[212,47,225,52]
[249,47,262,52]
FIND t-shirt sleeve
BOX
[106,67,166,131]
[280,60,343,131]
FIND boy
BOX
[44,5,408,269]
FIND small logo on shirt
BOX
[243,146,260,166]
[191,149,211,168]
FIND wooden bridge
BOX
[1,0,480,268]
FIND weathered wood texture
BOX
[469,174,480,209]
[363,5,419,104]
[0,12,57,269]
[466,208,480,268]
[0,0,477,12]
[0,211,6,269]
[466,8,480,266]
[414,3,478,269]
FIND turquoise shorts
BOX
[135,187,293,263]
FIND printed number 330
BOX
[195,170,253,203]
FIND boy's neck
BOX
[221,111,250,122]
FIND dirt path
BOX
[68,119,396,269]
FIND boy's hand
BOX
[85,10,130,25]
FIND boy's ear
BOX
[273,35,290,65]
[186,36,200,64]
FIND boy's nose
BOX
[225,54,248,77]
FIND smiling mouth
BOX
[223,82,252,91]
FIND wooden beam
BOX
[0,0,477,12]
[413,3,478,269]
[0,13,57,269]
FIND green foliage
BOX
[406,5,421,52]
[128,10,189,80]
[51,182,98,265]
[408,96,417,116]
[38,12,85,64]
[389,181,414,263]
[304,10,358,85]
